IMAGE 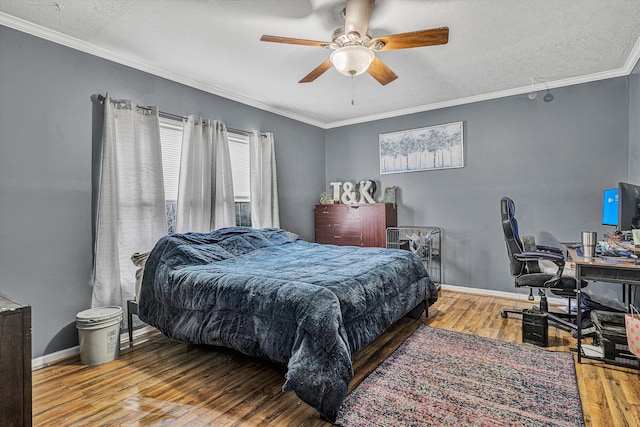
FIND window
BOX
[158,117,251,232]
[159,117,183,233]
[227,132,251,226]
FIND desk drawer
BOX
[578,264,640,284]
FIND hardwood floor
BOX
[33,290,640,426]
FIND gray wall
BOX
[325,77,631,293]
[0,27,325,357]
[1,23,638,358]
[629,61,640,183]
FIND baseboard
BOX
[439,283,567,306]
[32,345,80,370]
[31,325,155,370]
[32,286,566,370]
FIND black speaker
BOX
[522,309,548,347]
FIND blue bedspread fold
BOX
[138,227,436,421]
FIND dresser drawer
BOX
[315,216,360,229]
[314,203,395,248]
[315,205,361,220]
[315,231,362,246]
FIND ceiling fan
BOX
[260,0,449,85]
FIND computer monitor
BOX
[618,182,640,231]
[602,187,619,226]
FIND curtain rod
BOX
[96,94,253,136]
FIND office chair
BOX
[500,196,586,331]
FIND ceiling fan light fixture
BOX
[330,45,374,77]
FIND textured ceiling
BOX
[1,0,640,128]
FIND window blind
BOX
[159,118,250,204]
[228,132,250,202]
[159,117,184,202]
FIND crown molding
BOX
[624,34,640,74]
[324,66,637,128]
[325,35,640,128]
[2,11,639,131]
[0,13,326,129]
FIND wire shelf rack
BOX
[386,226,442,284]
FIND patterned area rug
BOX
[336,325,584,427]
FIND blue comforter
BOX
[138,227,436,421]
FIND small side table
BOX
[127,299,138,347]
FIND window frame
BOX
[158,117,251,231]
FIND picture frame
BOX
[379,121,464,174]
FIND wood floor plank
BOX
[31,290,640,426]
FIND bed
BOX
[138,227,437,421]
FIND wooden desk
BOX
[568,248,640,365]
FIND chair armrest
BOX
[536,244,563,254]
[515,251,566,285]
[516,251,565,263]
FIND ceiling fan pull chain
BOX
[351,76,356,106]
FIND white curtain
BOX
[92,97,166,317]
[250,131,280,228]
[176,116,235,232]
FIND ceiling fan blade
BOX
[299,59,334,83]
[370,27,449,51]
[260,35,330,48]
[344,0,375,39]
[367,57,398,85]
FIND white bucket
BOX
[76,306,123,365]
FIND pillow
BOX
[131,251,150,301]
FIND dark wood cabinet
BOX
[314,203,397,248]
[0,293,32,427]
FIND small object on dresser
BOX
[382,186,397,204]
[319,192,333,204]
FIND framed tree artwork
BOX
[379,121,464,174]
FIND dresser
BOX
[314,203,397,248]
[0,293,32,427]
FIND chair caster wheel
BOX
[500,311,508,319]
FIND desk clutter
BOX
[587,310,640,368]
[569,235,640,260]
[599,232,640,258]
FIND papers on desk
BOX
[558,305,578,314]
[581,344,604,358]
